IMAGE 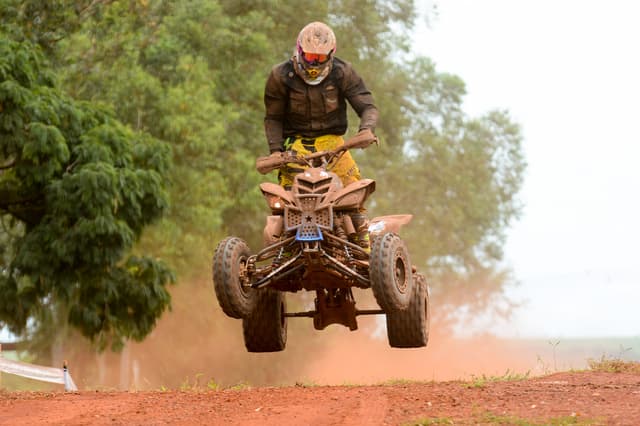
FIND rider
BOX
[263,21,379,190]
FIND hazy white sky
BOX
[415,0,639,337]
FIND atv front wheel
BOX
[385,274,430,348]
[243,289,287,352]
[212,237,256,319]
[369,232,414,312]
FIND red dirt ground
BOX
[1,370,639,425]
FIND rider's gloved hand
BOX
[257,150,287,174]
[282,150,299,163]
[356,128,378,148]
[265,150,299,165]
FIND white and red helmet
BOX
[294,22,336,85]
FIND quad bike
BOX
[212,132,430,352]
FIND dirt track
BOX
[1,370,639,425]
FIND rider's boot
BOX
[350,212,370,253]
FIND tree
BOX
[0,33,173,349]
[54,0,278,265]
[362,56,526,323]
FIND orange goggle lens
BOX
[301,51,330,65]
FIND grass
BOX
[294,380,319,387]
[405,353,636,426]
[165,374,250,392]
[407,412,604,426]
[464,369,531,389]
[479,412,604,425]
[379,378,434,386]
[179,373,224,391]
[179,373,205,391]
[226,381,251,391]
[165,356,640,394]
[587,356,640,373]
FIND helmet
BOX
[294,22,336,85]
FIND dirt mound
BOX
[1,370,638,425]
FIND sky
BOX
[415,0,639,338]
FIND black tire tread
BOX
[243,289,287,352]
[386,274,430,348]
[369,233,413,312]
[212,237,255,319]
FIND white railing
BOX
[0,343,78,391]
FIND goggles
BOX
[298,46,333,66]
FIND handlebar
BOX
[256,131,377,175]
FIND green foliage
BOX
[0,0,84,51]
[0,33,173,349]
[56,0,276,263]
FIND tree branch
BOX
[0,158,16,170]
[0,188,45,226]
[0,188,42,209]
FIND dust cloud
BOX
[299,326,536,385]
[51,276,574,391]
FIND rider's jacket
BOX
[264,57,379,154]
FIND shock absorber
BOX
[274,246,285,265]
[335,214,348,240]
[350,212,370,251]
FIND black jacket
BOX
[264,57,378,153]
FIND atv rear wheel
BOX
[243,289,287,352]
[212,237,256,319]
[369,232,414,312]
[386,274,430,348]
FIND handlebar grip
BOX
[256,152,303,174]
[343,131,377,150]
[256,133,376,174]
[256,155,284,174]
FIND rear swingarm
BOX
[285,288,383,331]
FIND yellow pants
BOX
[278,135,361,188]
